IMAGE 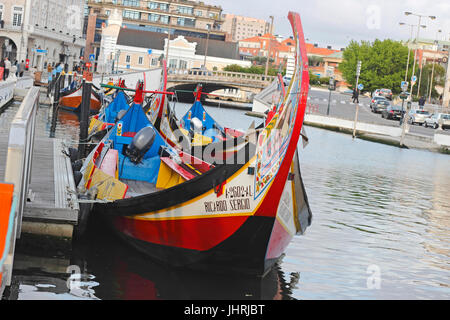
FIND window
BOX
[123,0,140,7]
[160,15,169,24]
[178,6,193,15]
[151,58,158,66]
[169,59,177,68]
[0,4,3,21]
[138,56,144,65]
[179,60,187,69]
[123,10,141,20]
[148,1,168,11]
[148,13,160,22]
[126,55,131,63]
[12,6,23,27]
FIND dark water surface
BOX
[1,101,449,300]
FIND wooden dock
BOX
[1,87,79,239]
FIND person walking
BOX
[14,60,19,77]
[352,88,360,104]
[418,96,426,109]
[19,60,25,77]
[4,57,11,80]
[0,58,5,81]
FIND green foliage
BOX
[223,64,280,76]
[309,72,330,86]
[415,63,446,99]
[340,39,414,94]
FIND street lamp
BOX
[404,12,436,99]
[264,15,274,78]
[428,29,442,103]
[399,22,426,83]
[203,24,211,70]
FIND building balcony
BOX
[0,24,23,33]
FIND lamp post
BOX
[203,24,211,70]
[264,15,274,78]
[428,29,442,103]
[404,12,436,99]
[399,22,426,83]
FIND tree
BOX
[223,64,281,76]
[416,63,445,100]
[340,39,413,94]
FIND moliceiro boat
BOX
[76,11,312,276]
[59,84,102,113]
[0,183,16,296]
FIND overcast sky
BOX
[208,0,450,49]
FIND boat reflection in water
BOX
[69,215,299,300]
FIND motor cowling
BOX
[116,109,128,122]
[125,126,156,164]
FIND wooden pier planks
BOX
[0,100,79,231]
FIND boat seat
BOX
[100,149,119,178]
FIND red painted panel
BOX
[113,215,249,251]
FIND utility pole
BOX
[428,30,442,103]
[264,16,274,78]
[203,24,211,69]
[417,58,424,99]
[352,60,362,139]
[165,26,172,67]
[443,57,450,108]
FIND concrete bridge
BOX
[167,68,276,103]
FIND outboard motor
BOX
[116,109,128,122]
[189,117,203,142]
[125,126,156,164]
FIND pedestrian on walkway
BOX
[418,96,426,109]
[14,60,19,77]
[0,59,4,81]
[4,57,11,80]
[352,88,359,104]
[19,60,25,77]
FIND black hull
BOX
[107,215,279,277]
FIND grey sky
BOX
[208,0,450,49]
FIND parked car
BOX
[379,89,393,100]
[423,113,450,129]
[370,97,390,113]
[283,76,291,87]
[408,109,431,125]
[381,105,405,120]
[372,89,381,98]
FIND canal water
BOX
[1,100,449,300]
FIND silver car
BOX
[409,109,430,125]
[424,113,450,129]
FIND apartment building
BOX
[0,0,85,71]
[221,14,270,42]
[85,0,227,63]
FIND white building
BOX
[0,0,85,71]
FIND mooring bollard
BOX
[78,72,93,160]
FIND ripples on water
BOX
[2,101,449,300]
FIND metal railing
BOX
[168,68,277,85]
[4,86,40,238]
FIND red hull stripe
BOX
[114,215,249,251]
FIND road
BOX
[307,88,439,137]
